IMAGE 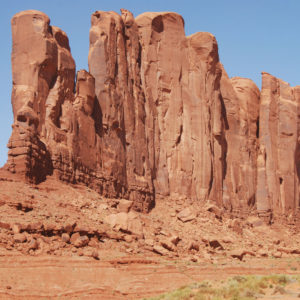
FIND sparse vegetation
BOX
[144,275,300,300]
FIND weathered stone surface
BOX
[6,9,154,212]
[4,9,300,219]
[136,13,227,204]
[118,199,133,213]
[13,233,27,243]
[177,207,196,222]
[104,211,144,237]
[61,233,70,243]
[220,72,260,213]
[257,72,300,215]
[88,9,154,212]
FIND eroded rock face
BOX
[136,13,227,203]
[257,73,300,215]
[4,9,299,217]
[88,9,154,211]
[220,73,260,214]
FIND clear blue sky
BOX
[1,0,299,167]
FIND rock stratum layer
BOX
[4,9,300,217]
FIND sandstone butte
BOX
[3,9,300,221]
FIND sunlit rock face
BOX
[4,9,299,217]
[256,73,300,216]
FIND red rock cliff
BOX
[5,9,300,217]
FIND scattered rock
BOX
[61,233,70,243]
[118,200,133,213]
[73,235,89,248]
[231,219,243,235]
[273,251,282,258]
[98,204,109,211]
[124,235,133,243]
[127,213,144,238]
[170,235,180,246]
[11,224,21,234]
[104,213,128,232]
[246,216,264,228]
[230,249,246,260]
[222,236,234,244]
[104,212,144,238]
[188,241,199,251]
[189,255,198,262]
[64,222,76,233]
[91,249,99,260]
[277,247,291,254]
[272,239,280,245]
[70,232,80,244]
[205,203,222,219]
[145,239,154,247]
[160,240,176,252]
[291,248,300,255]
[125,248,133,254]
[13,233,27,243]
[208,238,224,250]
[28,238,38,250]
[27,222,43,232]
[177,208,196,222]
[159,230,168,236]
[43,223,56,232]
[153,245,169,256]
[257,249,268,257]
[0,222,10,230]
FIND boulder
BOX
[246,216,264,228]
[230,249,246,260]
[118,200,133,213]
[177,208,196,222]
[153,245,169,256]
[72,235,89,248]
[104,212,144,237]
[208,238,224,250]
[188,241,200,251]
[205,203,222,219]
[231,219,243,235]
[13,233,27,243]
[104,213,129,232]
[11,224,21,234]
[61,233,70,243]
[28,238,38,250]
[170,235,180,246]
[160,240,176,252]
[257,249,268,257]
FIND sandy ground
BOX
[0,254,299,299]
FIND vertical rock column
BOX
[232,78,260,211]
[295,86,300,209]
[88,11,127,196]
[257,72,299,215]
[186,32,226,203]
[136,12,186,197]
[221,74,260,214]
[88,10,154,211]
[293,86,300,209]
[6,10,59,183]
[121,9,154,211]
[136,13,228,204]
